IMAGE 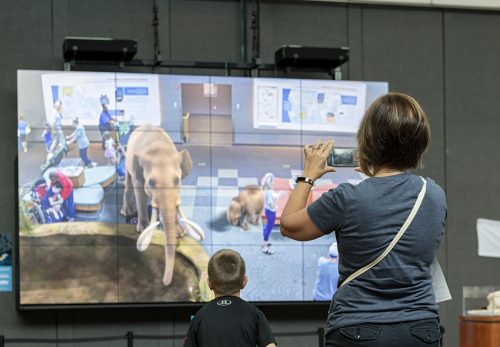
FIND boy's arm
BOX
[183,318,199,347]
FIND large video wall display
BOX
[17,70,388,308]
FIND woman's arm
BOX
[280,184,324,241]
[65,131,76,144]
[280,140,335,241]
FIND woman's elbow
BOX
[280,216,295,239]
[280,224,289,238]
[280,216,290,237]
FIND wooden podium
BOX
[459,315,500,347]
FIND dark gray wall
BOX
[1,1,500,346]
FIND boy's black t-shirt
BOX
[183,296,276,347]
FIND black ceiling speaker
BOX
[275,46,349,70]
[63,37,138,61]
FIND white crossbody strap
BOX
[340,177,427,287]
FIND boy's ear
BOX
[241,275,248,290]
[208,278,213,291]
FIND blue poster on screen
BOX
[0,266,12,292]
[0,233,12,292]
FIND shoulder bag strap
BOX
[340,176,427,287]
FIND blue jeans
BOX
[64,191,75,219]
[325,319,441,347]
[79,147,91,166]
[263,209,276,242]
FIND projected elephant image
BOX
[227,185,264,230]
[121,125,201,286]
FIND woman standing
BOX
[280,93,446,346]
[261,173,282,255]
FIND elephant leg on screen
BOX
[241,211,249,230]
[133,184,150,232]
[121,172,136,216]
[250,212,260,225]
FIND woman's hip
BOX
[325,318,441,347]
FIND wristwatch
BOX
[295,176,314,186]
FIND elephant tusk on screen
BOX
[177,206,205,241]
[136,220,160,252]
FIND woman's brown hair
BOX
[357,92,430,176]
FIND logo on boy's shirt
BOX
[217,299,232,306]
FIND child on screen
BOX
[41,122,53,153]
[103,131,117,165]
[184,249,277,347]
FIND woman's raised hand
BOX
[303,140,335,181]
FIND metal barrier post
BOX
[126,332,133,347]
[0,335,5,347]
[317,327,325,347]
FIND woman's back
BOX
[308,172,446,332]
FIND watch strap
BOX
[295,176,315,186]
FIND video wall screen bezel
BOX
[16,70,388,309]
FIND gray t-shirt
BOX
[307,172,446,333]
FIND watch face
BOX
[296,176,313,185]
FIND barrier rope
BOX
[1,329,324,346]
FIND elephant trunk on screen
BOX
[157,199,178,286]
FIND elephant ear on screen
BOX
[180,149,192,179]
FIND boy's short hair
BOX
[357,92,430,176]
[208,249,246,295]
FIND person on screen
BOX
[50,100,65,153]
[49,171,75,222]
[261,173,283,255]
[280,93,446,347]
[17,115,30,153]
[312,242,339,301]
[41,181,65,223]
[40,181,64,223]
[103,131,117,165]
[99,101,116,149]
[66,117,95,168]
[115,145,126,181]
[184,249,277,347]
[41,122,53,153]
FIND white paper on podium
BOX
[477,218,500,258]
[431,257,452,303]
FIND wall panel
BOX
[444,9,500,347]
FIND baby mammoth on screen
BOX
[227,185,264,230]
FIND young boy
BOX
[184,249,277,347]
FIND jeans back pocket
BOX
[409,321,441,343]
[340,325,380,341]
